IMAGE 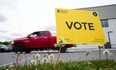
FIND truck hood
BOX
[14,37,28,42]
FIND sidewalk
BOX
[67,48,116,52]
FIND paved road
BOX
[0,49,116,67]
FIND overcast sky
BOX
[0,0,116,41]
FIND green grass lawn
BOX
[0,60,116,70]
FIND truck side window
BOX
[28,32,46,37]
[38,32,46,36]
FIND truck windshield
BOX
[28,33,37,37]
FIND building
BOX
[75,4,116,49]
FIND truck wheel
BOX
[61,47,67,53]
[13,44,24,53]
[57,46,67,53]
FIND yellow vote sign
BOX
[55,8,106,44]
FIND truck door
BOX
[36,32,49,48]
[28,32,49,48]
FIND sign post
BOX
[55,8,106,44]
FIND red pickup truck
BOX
[12,31,75,53]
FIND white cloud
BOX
[39,25,56,31]
[0,15,7,22]
[0,0,116,41]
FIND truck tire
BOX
[61,47,67,53]
[13,44,24,53]
[57,46,67,53]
